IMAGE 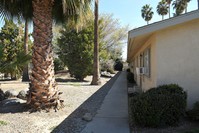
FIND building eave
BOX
[127,10,199,62]
[129,10,199,39]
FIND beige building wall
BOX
[131,35,157,92]
[156,19,199,108]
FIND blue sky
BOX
[0,1,198,59]
[100,0,198,29]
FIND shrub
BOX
[129,84,187,127]
[127,72,135,83]
[57,25,94,81]
[187,101,199,121]
[100,60,115,74]
[54,58,65,73]
[126,68,130,72]
[114,59,123,71]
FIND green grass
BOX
[0,120,8,126]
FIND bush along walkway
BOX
[81,71,130,133]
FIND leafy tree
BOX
[0,0,92,110]
[55,13,127,77]
[141,4,154,24]
[99,14,128,61]
[53,58,65,73]
[157,0,169,20]
[0,19,30,79]
[57,25,94,81]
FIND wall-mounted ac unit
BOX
[139,67,145,75]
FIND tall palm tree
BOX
[182,0,191,13]
[172,0,190,16]
[198,0,199,9]
[91,0,101,85]
[22,20,31,82]
[157,0,169,20]
[141,4,154,24]
[0,0,91,111]
[172,0,184,16]
[166,0,173,18]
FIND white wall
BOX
[156,19,199,108]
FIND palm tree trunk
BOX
[185,2,187,13]
[91,0,101,85]
[22,19,30,82]
[28,0,61,110]
[169,4,171,18]
[162,15,164,20]
[198,0,199,9]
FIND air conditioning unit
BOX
[139,67,145,75]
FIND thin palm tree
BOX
[157,0,169,20]
[91,0,101,85]
[166,0,173,18]
[183,0,191,13]
[0,0,92,111]
[198,0,199,9]
[22,19,30,82]
[141,4,154,24]
[172,0,190,16]
[172,0,184,16]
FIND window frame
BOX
[143,47,151,77]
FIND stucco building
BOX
[127,10,199,108]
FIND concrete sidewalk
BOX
[81,71,130,133]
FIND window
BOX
[143,48,150,77]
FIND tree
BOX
[157,0,169,20]
[141,4,154,24]
[0,0,92,111]
[22,19,30,81]
[19,2,33,82]
[0,19,31,79]
[166,0,173,18]
[91,0,101,85]
[55,13,128,78]
[172,0,184,16]
[182,0,191,13]
[172,0,191,16]
[57,25,94,81]
[98,14,128,61]
[198,0,199,9]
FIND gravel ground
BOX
[0,73,119,133]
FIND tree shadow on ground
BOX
[0,101,29,113]
[0,79,16,81]
[51,72,121,133]
[55,78,89,83]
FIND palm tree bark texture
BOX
[27,0,62,111]
[91,0,101,85]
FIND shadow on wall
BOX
[52,72,121,133]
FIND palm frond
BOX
[0,51,31,75]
